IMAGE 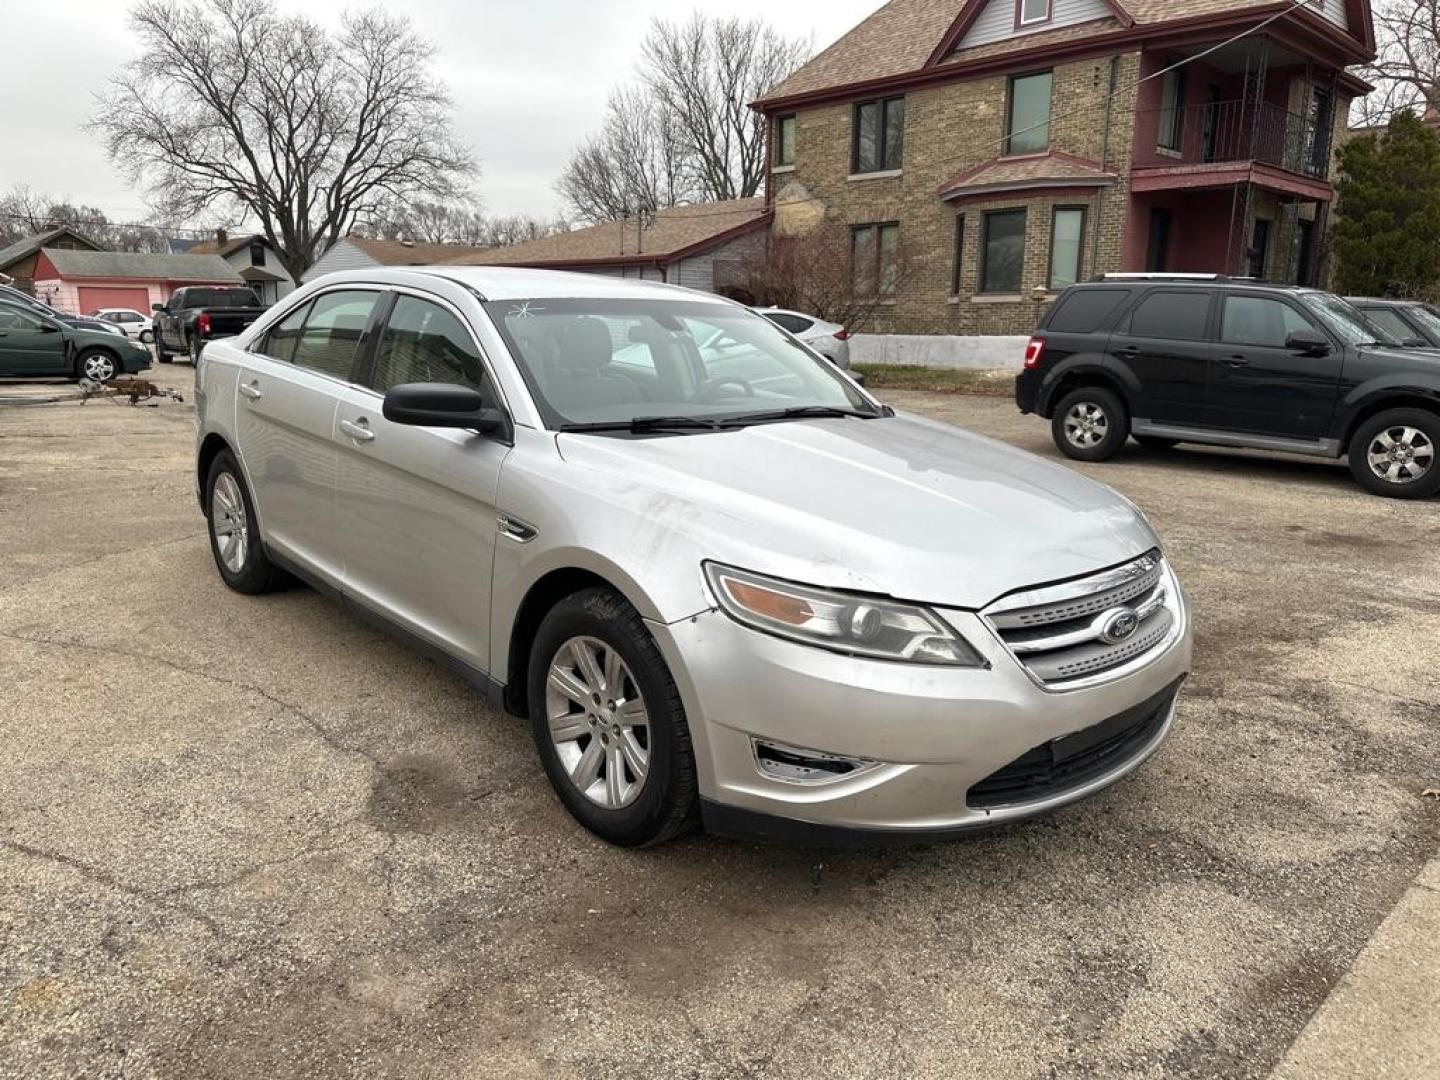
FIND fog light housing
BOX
[752,739,880,785]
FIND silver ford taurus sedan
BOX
[194,268,1192,847]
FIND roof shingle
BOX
[39,249,242,283]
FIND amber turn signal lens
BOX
[725,579,814,626]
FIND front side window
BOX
[484,298,873,430]
[852,97,905,173]
[851,223,901,297]
[980,209,1027,294]
[1221,296,1316,349]
[0,307,47,331]
[1006,72,1052,155]
[1048,207,1086,291]
[775,115,797,168]
[289,290,379,379]
[373,296,487,392]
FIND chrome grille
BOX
[984,552,1180,690]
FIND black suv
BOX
[1016,275,1440,499]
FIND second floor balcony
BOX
[1133,98,1336,183]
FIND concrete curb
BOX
[1269,851,1440,1079]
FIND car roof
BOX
[306,266,732,304]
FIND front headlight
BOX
[704,563,987,667]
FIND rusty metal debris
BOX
[79,377,185,406]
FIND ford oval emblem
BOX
[1100,607,1141,645]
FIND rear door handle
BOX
[339,417,376,444]
[239,381,263,401]
[1224,355,1250,368]
[1116,345,1140,357]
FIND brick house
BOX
[754,0,1376,337]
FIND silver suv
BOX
[195,268,1192,847]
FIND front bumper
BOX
[122,349,152,374]
[647,581,1192,842]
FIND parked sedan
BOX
[0,299,152,382]
[0,284,129,339]
[195,268,1191,848]
[755,307,854,369]
[93,307,155,344]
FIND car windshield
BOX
[1301,292,1401,347]
[1404,303,1440,339]
[485,298,876,430]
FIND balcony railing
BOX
[1135,100,1333,180]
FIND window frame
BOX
[979,208,1029,296]
[774,114,797,169]
[850,222,902,299]
[1047,206,1088,293]
[1219,292,1322,350]
[951,215,966,298]
[1124,288,1217,343]
[1016,0,1053,29]
[851,96,906,175]
[1005,70,1054,156]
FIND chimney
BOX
[216,228,229,246]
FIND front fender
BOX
[1334,376,1440,443]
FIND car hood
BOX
[1360,343,1440,366]
[69,326,145,351]
[555,413,1159,610]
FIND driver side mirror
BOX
[152,303,166,313]
[382,383,511,440]
[1286,329,1330,356]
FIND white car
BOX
[93,308,155,344]
[755,308,853,370]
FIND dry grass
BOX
[854,365,1018,396]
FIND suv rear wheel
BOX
[1052,387,1130,462]
[1349,408,1440,499]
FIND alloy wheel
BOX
[210,472,249,573]
[83,353,116,381]
[1366,425,1435,485]
[1064,402,1110,448]
[545,636,650,810]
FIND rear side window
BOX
[767,313,814,334]
[372,296,486,392]
[1127,290,1213,341]
[290,291,379,380]
[259,301,312,363]
[1045,289,1130,334]
[1220,296,1316,348]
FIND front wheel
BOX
[1348,409,1440,499]
[1052,387,1130,462]
[527,588,698,847]
[75,348,118,383]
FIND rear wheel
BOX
[204,451,292,594]
[1052,387,1130,462]
[527,588,698,847]
[1348,408,1440,499]
[189,336,202,364]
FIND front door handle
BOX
[1224,355,1250,369]
[239,381,263,401]
[339,417,376,444]
[1116,345,1140,358]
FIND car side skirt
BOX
[1131,420,1342,459]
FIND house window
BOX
[851,223,901,297]
[249,240,266,267]
[1005,72,1052,155]
[852,97,905,174]
[1048,207,1086,291]
[1017,0,1052,27]
[980,209,1027,294]
[775,115,797,168]
[951,216,966,296]
[1157,69,1187,152]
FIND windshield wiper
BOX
[720,405,883,426]
[559,415,723,434]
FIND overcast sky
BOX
[2,0,879,227]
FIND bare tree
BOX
[92,0,475,282]
[558,16,810,223]
[734,223,913,332]
[0,185,172,253]
[357,199,570,249]
[1354,1,1440,126]
[557,87,691,223]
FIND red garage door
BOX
[77,286,151,316]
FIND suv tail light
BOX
[833,328,850,341]
[1024,336,1046,370]
[197,312,212,336]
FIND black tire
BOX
[140,330,153,345]
[155,336,172,363]
[1347,408,1440,500]
[74,348,119,383]
[1133,435,1179,451]
[1052,387,1130,462]
[188,336,201,365]
[527,588,698,847]
[204,451,292,594]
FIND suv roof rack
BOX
[1095,273,1260,283]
